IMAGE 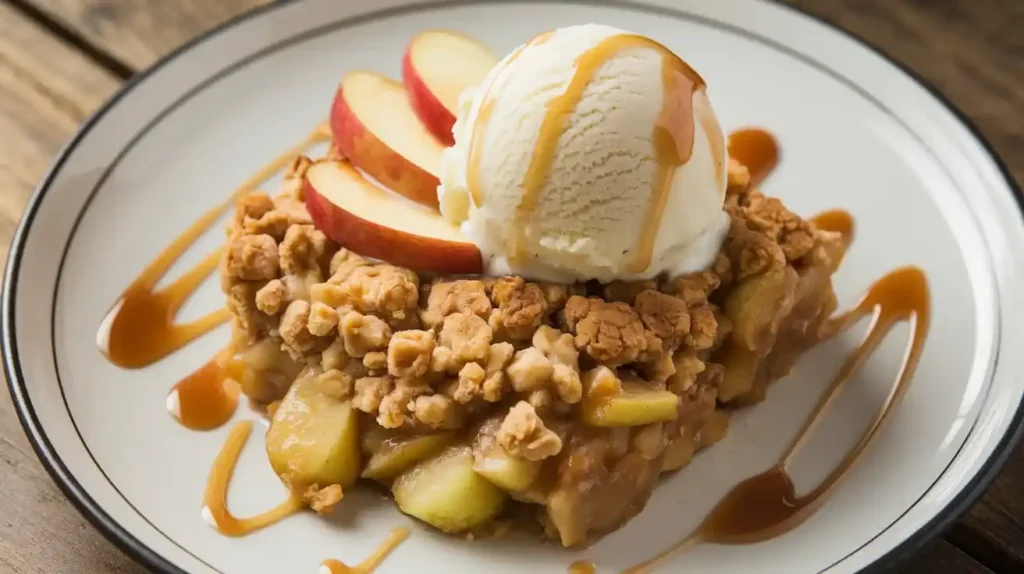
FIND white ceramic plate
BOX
[5,1,1024,573]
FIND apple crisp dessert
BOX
[218,154,845,547]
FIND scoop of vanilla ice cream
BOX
[439,24,728,283]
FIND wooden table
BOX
[0,1,1021,572]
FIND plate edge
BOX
[1,1,1021,574]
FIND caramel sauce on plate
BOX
[727,128,779,189]
[203,421,305,536]
[97,125,329,430]
[97,124,329,369]
[624,266,930,573]
[168,352,240,431]
[97,244,230,369]
[320,528,410,574]
[812,209,855,240]
[508,33,706,273]
[568,560,597,574]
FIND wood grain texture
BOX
[17,0,268,70]
[898,541,995,574]
[0,5,140,573]
[948,446,1024,573]
[0,0,1021,573]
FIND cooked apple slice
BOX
[304,160,483,274]
[360,422,394,456]
[362,432,456,482]
[579,379,680,427]
[265,369,361,489]
[472,443,542,492]
[392,446,507,533]
[402,30,497,145]
[330,71,445,208]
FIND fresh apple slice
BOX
[304,160,483,274]
[330,71,444,208]
[402,30,498,145]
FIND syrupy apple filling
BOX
[218,153,846,547]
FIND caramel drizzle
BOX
[320,528,410,574]
[812,209,855,241]
[97,123,330,369]
[168,351,241,431]
[467,31,552,209]
[623,265,930,573]
[568,560,597,574]
[203,421,305,536]
[511,33,705,270]
[727,128,779,190]
[98,125,329,430]
[701,103,727,198]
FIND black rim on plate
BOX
[3,1,1022,573]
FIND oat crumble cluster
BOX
[220,155,844,547]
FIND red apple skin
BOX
[330,81,441,209]
[402,50,457,147]
[304,177,482,275]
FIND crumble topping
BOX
[562,297,659,367]
[329,263,420,328]
[439,312,492,365]
[255,279,287,315]
[303,484,343,515]
[307,301,339,337]
[387,330,435,378]
[339,311,391,358]
[352,376,391,414]
[225,234,279,281]
[497,401,563,461]
[279,300,321,360]
[489,276,550,340]
[221,151,842,546]
[421,279,492,328]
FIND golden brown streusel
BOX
[362,351,388,372]
[222,147,845,547]
[439,312,492,365]
[307,301,339,337]
[421,280,492,328]
[634,290,690,348]
[351,376,392,414]
[387,330,435,379]
[377,379,431,428]
[226,234,279,281]
[490,276,548,340]
[339,311,391,358]
[482,342,515,402]
[330,265,420,328]
[303,484,343,515]
[563,296,659,367]
[452,362,487,404]
[497,401,563,461]
[279,224,329,276]
[315,368,354,400]
[279,300,319,360]
[506,347,554,393]
[411,394,460,429]
[255,279,287,315]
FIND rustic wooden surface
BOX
[0,1,1020,573]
